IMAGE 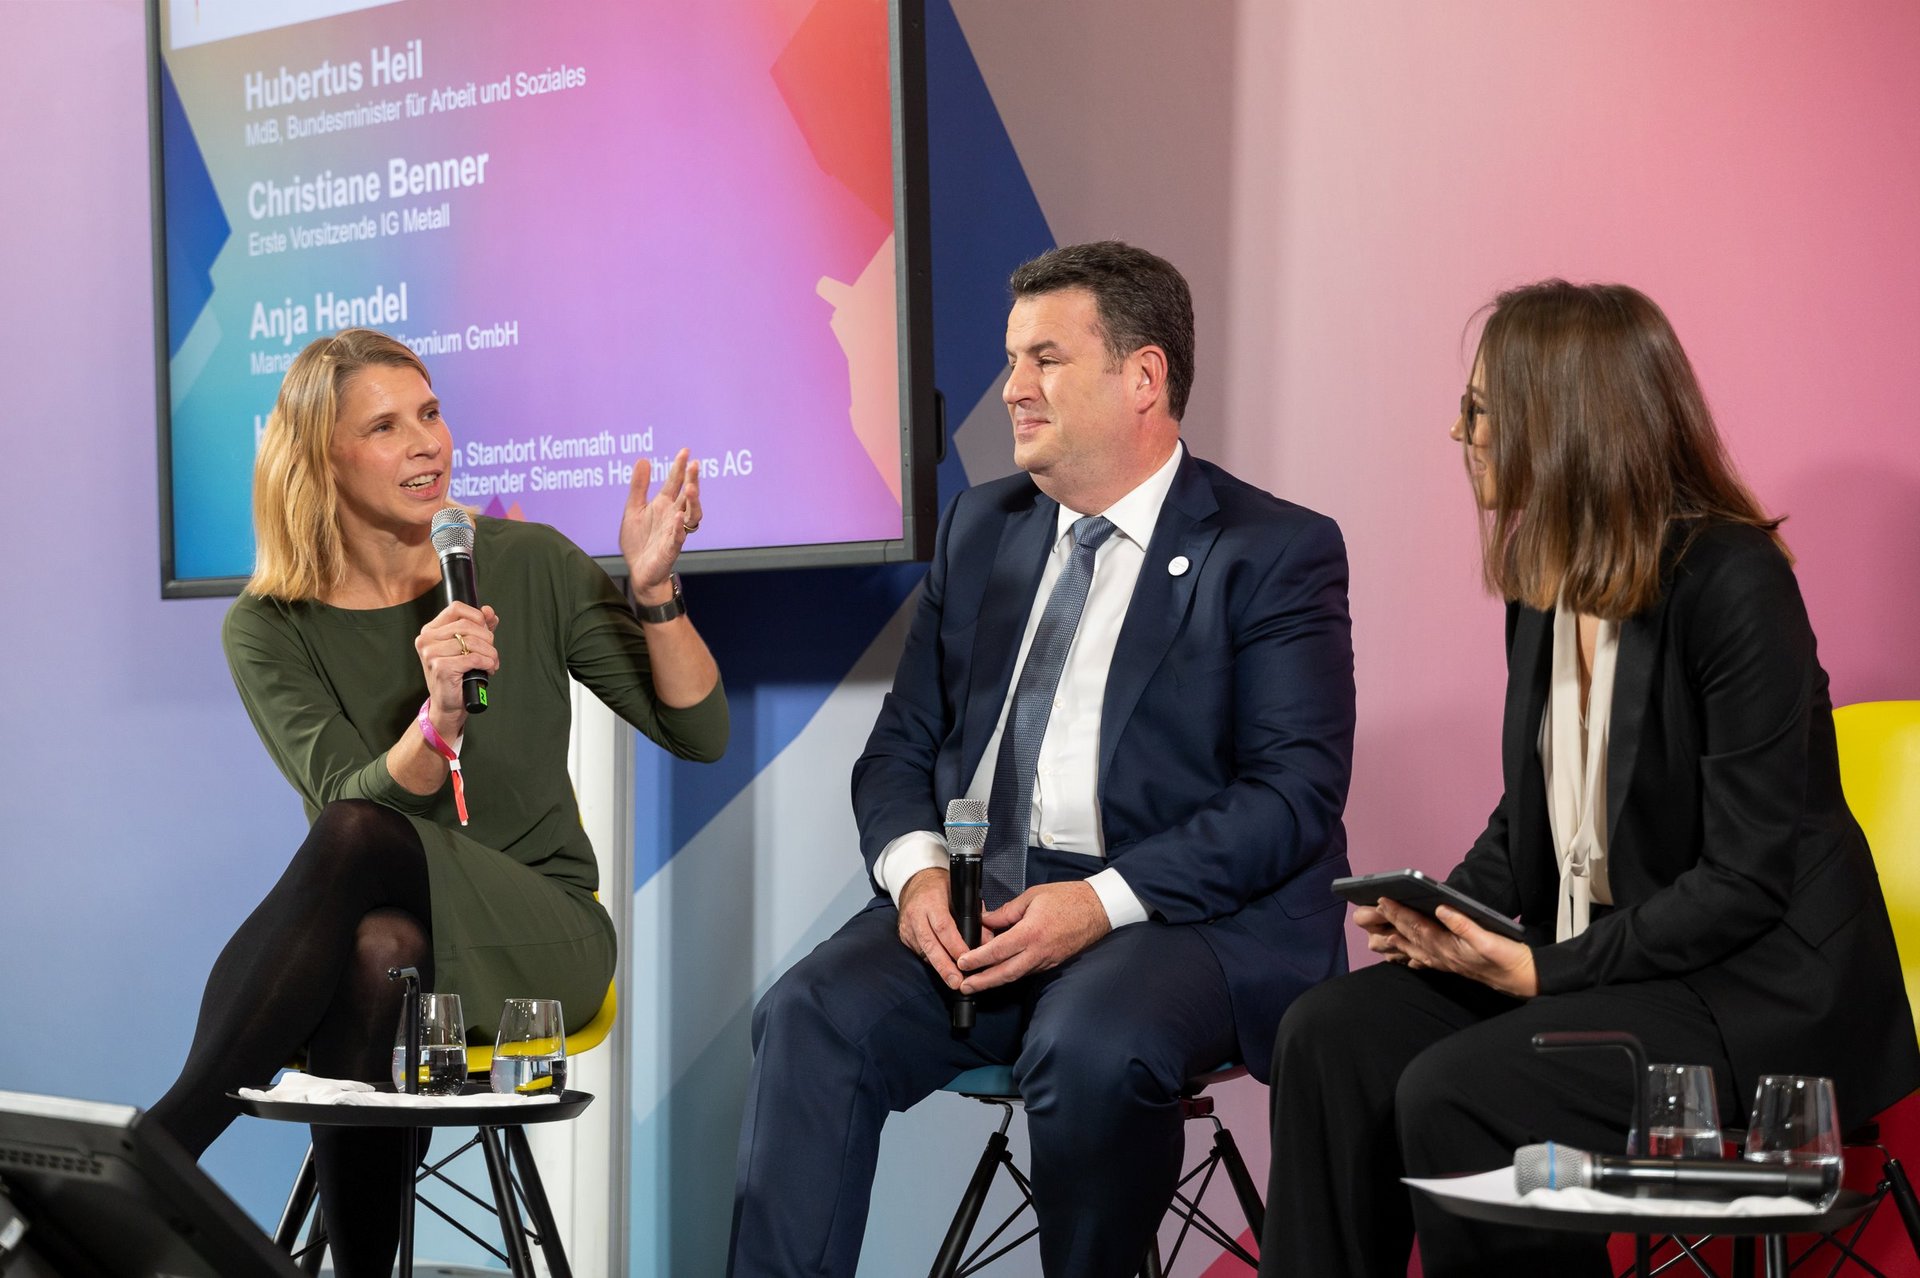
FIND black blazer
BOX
[1448,521,1920,1128]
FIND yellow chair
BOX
[1824,700,1920,1269]
[1834,700,1920,1018]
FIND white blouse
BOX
[1539,599,1621,941]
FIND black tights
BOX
[150,799,435,1278]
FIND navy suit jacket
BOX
[1447,522,1920,1128]
[852,450,1356,1077]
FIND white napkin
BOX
[239,1072,558,1108]
[1406,1166,1821,1217]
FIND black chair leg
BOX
[504,1124,574,1278]
[479,1125,537,1277]
[930,1129,1012,1278]
[1212,1126,1265,1241]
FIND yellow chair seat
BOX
[1834,700,1920,1028]
[465,978,617,1077]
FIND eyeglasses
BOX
[1459,390,1488,438]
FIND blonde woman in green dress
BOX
[151,328,727,1276]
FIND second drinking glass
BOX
[491,997,567,1096]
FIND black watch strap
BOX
[633,573,686,623]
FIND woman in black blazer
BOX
[1260,281,1920,1277]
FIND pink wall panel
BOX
[1212,2,1920,926]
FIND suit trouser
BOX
[1260,962,1736,1278]
[727,852,1238,1278]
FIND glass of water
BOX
[1744,1074,1842,1206]
[491,998,567,1097]
[1638,1062,1723,1159]
[391,992,467,1096]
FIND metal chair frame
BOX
[927,1066,1264,1278]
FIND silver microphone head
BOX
[943,798,988,857]
[430,506,475,558]
[1513,1142,1591,1194]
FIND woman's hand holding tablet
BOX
[1330,869,1526,942]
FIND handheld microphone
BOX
[944,798,987,1032]
[1514,1142,1836,1202]
[429,507,489,714]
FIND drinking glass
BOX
[491,998,568,1097]
[1744,1074,1842,1206]
[390,992,467,1096]
[1638,1062,1723,1159]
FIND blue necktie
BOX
[982,515,1119,908]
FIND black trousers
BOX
[1260,963,1736,1278]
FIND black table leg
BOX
[398,1125,417,1278]
[480,1125,537,1276]
[504,1124,573,1278]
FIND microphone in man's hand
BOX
[944,798,987,1032]
[1514,1142,1836,1202]
[429,507,489,714]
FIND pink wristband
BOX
[417,699,469,825]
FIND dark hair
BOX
[1471,280,1785,618]
[1009,241,1196,420]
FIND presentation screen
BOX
[150,0,934,597]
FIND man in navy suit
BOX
[728,242,1356,1277]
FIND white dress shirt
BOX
[871,443,1188,928]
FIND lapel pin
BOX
[1167,555,1190,577]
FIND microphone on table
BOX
[1514,1142,1836,1202]
[944,798,988,1032]
[429,507,489,714]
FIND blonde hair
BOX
[247,328,432,601]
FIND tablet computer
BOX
[1330,869,1527,942]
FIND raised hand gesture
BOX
[621,447,702,601]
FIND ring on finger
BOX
[682,519,700,533]
[455,633,470,656]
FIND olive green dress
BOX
[223,517,728,1038]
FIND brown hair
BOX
[1010,241,1196,420]
[1470,280,1785,618]
[247,329,432,601]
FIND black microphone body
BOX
[943,799,988,1032]
[431,509,489,714]
[950,856,982,1019]
[1515,1142,1836,1202]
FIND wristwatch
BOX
[633,573,686,624]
